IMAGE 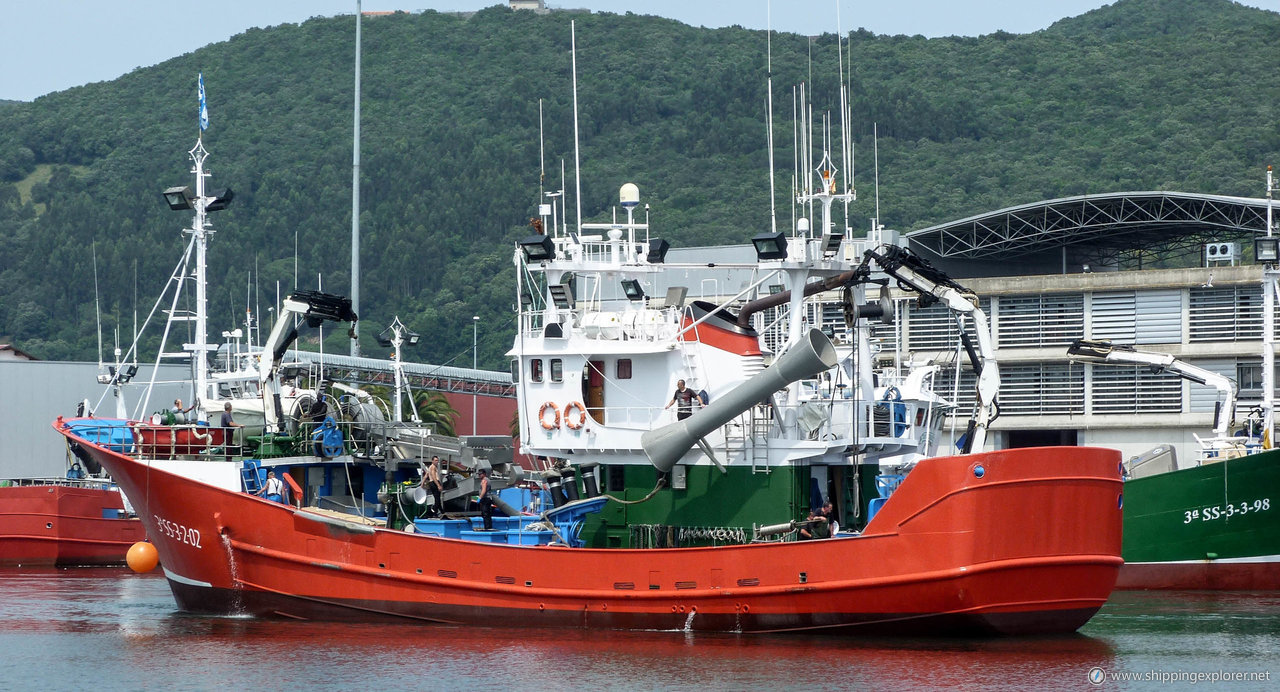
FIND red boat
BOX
[52,69,1121,635]
[55,418,1121,635]
[0,480,145,567]
[131,423,226,459]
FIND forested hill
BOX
[1,0,1277,365]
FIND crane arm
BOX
[866,245,999,453]
[1068,339,1235,435]
[258,290,359,432]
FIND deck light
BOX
[646,238,670,264]
[752,231,788,261]
[621,279,645,301]
[519,234,556,262]
[163,186,233,212]
[162,186,195,210]
[376,318,419,348]
[1256,237,1280,263]
[205,188,235,212]
[821,231,844,257]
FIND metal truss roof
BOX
[288,350,515,398]
[906,191,1274,262]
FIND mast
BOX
[351,0,362,356]
[572,20,583,234]
[93,242,103,371]
[191,137,212,401]
[766,1,777,234]
[1266,166,1276,444]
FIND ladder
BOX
[240,460,263,494]
[749,406,771,474]
[677,338,703,391]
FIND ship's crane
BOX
[865,245,1000,454]
[257,290,359,433]
[1067,339,1235,436]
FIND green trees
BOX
[0,0,1277,363]
[414,391,459,438]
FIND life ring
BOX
[563,401,587,430]
[539,402,561,430]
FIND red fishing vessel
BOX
[53,48,1124,636]
[0,481,144,567]
[55,420,1120,634]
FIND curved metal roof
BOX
[906,191,1273,261]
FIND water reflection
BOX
[2,569,1276,691]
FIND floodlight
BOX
[752,231,788,261]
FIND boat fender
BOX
[539,402,561,430]
[562,401,587,430]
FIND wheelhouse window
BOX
[510,359,520,383]
[530,358,544,383]
[550,359,563,382]
[617,358,632,379]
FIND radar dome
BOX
[619,183,640,208]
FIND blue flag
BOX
[198,73,209,131]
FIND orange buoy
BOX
[538,402,560,430]
[562,401,588,430]
[126,541,159,573]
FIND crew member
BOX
[258,470,285,504]
[171,399,195,424]
[221,402,242,460]
[425,455,444,517]
[477,468,494,530]
[665,379,700,421]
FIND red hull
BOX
[57,419,1123,635]
[0,484,146,567]
[1117,559,1280,591]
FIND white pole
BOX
[766,1,776,234]
[1265,167,1275,444]
[473,315,480,434]
[350,0,362,356]
[392,325,403,422]
[873,123,881,242]
[571,21,583,234]
[193,141,210,402]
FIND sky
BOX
[1,0,1276,102]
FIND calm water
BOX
[1,569,1276,691]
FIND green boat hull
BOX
[1119,449,1280,590]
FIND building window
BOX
[1190,287,1262,342]
[1091,365,1182,414]
[617,358,632,379]
[550,359,563,382]
[906,298,994,351]
[995,294,1082,348]
[998,363,1084,415]
[530,358,543,383]
[1237,362,1263,401]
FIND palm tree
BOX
[414,390,459,437]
